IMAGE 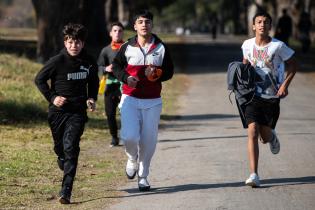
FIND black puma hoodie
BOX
[35,48,99,113]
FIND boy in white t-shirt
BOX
[241,11,298,187]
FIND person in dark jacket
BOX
[112,10,174,191]
[34,23,99,204]
[275,9,292,46]
[97,22,124,147]
[298,11,312,53]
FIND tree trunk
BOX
[233,0,241,34]
[32,0,109,63]
[81,0,109,56]
[117,0,129,27]
[247,0,264,36]
[105,0,118,24]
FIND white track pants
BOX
[119,95,162,178]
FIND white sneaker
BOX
[125,159,137,179]
[138,177,150,191]
[245,173,260,187]
[269,130,280,154]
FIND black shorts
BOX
[245,96,280,129]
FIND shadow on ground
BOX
[122,176,315,196]
[158,134,247,143]
[0,100,109,129]
[69,176,315,204]
[161,113,239,121]
[168,42,243,74]
[0,101,47,125]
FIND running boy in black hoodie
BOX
[35,23,99,204]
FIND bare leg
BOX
[259,125,273,143]
[247,122,259,174]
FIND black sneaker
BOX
[59,187,71,204]
[57,157,65,171]
[109,137,119,147]
[59,194,70,204]
[138,177,150,191]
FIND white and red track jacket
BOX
[112,34,174,99]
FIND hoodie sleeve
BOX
[159,44,174,82]
[34,56,59,103]
[88,59,99,101]
[97,47,110,74]
[112,42,130,83]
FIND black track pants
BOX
[104,86,121,138]
[48,112,86,191]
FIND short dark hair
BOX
[110,21,124,30]
[252,11,272,25]
[282,9,287,14]
[63,23,88,42]
[133,10,153,23]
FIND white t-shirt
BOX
[241,37,294,99]
[140,37,155,54]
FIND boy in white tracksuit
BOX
[112,10,174,191]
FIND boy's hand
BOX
[53,96,67,107]
[127,76,139,88]
[86,98,96,112]
[145,65,162,82]
[277,85,288,98]
[105,64,113,72]
[144,65,156,77]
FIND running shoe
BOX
[245,173,260,187]
[138,177,150,191]
[269,130,280,154]
[58,186,71,204]
[125,159,137,179]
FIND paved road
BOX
[108,35,315,210]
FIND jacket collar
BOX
[128,34,162,48]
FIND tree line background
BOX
[0,0,314,62]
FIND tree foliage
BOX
[30,0,313,62]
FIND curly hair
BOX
[63,23,88,42]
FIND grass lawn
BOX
[0,53,188,209]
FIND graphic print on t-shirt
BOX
[242,37,295,98]
[252,46,278,99]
